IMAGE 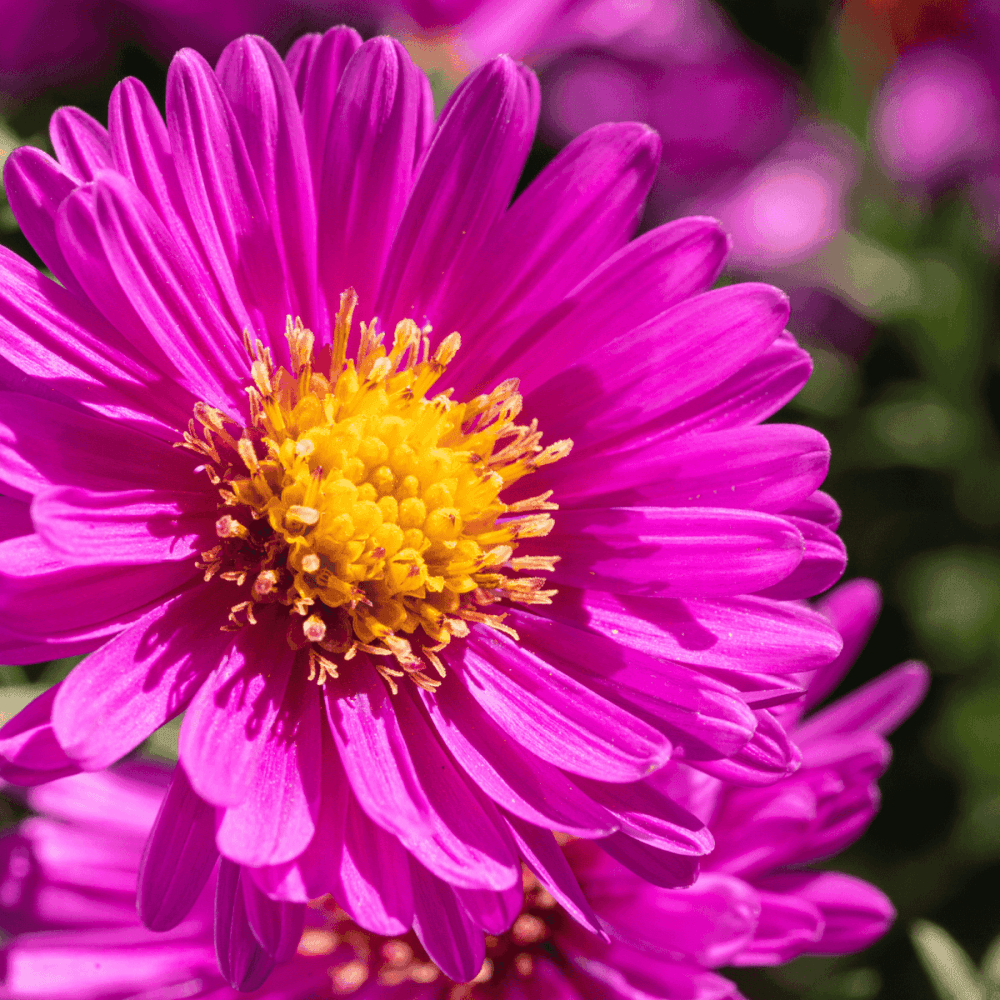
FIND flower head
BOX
[0,579,925,1000]
[0,27,844,986]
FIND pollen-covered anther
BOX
[215,515,248,540]
[303,615,327,643]
[181,287,570,687]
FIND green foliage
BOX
[911,921,1000,1000]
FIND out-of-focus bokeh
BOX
[1,1,998,997]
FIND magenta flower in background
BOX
[0,0,119,95]
[692,120,860,275]
[0,0,388,96]
[399,0,799,217]
[0,26,846,988]
[869,0,1000,238]
[0,578,926,999]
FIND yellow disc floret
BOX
[181,290,571,690]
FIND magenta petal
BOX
[648,330,812,443]
[548,506,804,599]
[569,776,712,856]
[0,534,194,642]
[805,579,882,710]
[0,613,135,667]
[52,584,232,771]
[217,35,320,338]
[601,872,760,968]
[441,122,664,357]
[455,879,524,935]
[460,215,732,399]
[524,282,789,447]
[252,736,416,933]
[215,667,321,867]
[295,26,363,189]
[708,778,818,877]
[754,516,846,600]
[285,32,320,94]
[338,788,415,935]
[805,783,881,865]
[50,106,112,181]
[0,684,81,785]
[691,709,802,787]
[324,658,520,891]
[730,888,825,966]
[546,589,842,676]
[551,423,829,513]
[55,173,245,408]
[460,626,672,783]
[409,857,486,984]
[3,146,87,298]
[178,620,294,808]
[786,489,842,530]
[215,859,276,992]
[33,486,214,565]
[240,872,305,963]
[318,36,428,318]
[137,764,219,931]
[245,731,349,905]
[798,662,930,741]
[502,813,604,937]
[376,56,538,326]
[0,242,189,435]
[0,493,31,542]
[757,872,894,954]
[166,47,291,352]
[576,950,740,1000]
[108,77,206,270]
[0,391,201,499]
[504,608,756,760]
[418,671,617,837]
[598,832,699,889]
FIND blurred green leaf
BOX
[898,548,1000,669]
[0,664,27,687]
[911,921,986,1000]
[855,384,977,471]
[791,342,861,418]
[37,655,85,685]
[809,27,869,140]
[0,684,48,727]
[980,933,1000,986]
[813,232,922,321]
[144,715,181,762]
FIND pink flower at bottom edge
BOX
[0,578,924,1000]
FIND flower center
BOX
[297,868,564,995]
[182,290,571,689]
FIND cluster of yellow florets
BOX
[182,290,571,689]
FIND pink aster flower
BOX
[0,579,924,1000]
[0,27,844,986]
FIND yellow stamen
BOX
[180,289,570,687]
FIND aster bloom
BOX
[0,579,925,1000]
[0,26,844,986]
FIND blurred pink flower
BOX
[869,0,1000,239]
